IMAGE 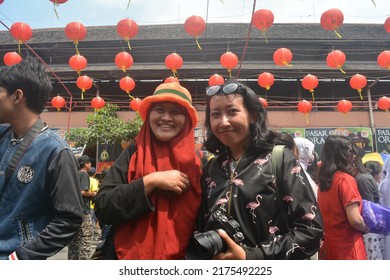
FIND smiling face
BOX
[209,94,254,157]
[149,101,187,142]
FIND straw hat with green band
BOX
[138,82,199,129]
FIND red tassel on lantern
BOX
[298,100,312,124]
[326,50,346,74]
[165,52,183,77]
[251,9,274,43]
[320,8,344,39]
[337,99,352,114]
[65,22,87,55]
[51,95,66,112]
[76,75,93,99]
[115,51,133,73]
[273,48,292,67]
[220,51,238,77]
[349,74,367,100]
[208,74,224,86]
[3,52,22,66]
[69,54,87,75]
[116,18,138,50]
[257,72,274,90]
[184,15,206,49]
[302,74,319,101]
[10,22,32,54]
[91,96,105,110]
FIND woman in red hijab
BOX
[95,82,202,259]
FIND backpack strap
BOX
[271,145,285,192]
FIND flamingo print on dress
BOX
[205,177,216,198]
[254,154,271,174]
[216,191,230,212]
[246,194,263,223]
[268,220,280,235]
[290,164,305,185]
[282,195,294,215]
[302,205,317,227]
[232,177,244,197]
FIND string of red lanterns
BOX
[76,75,93,100]
[184,15,206,49]
[117,18,138,51]
[65,21,87,55]
[10,22,32,54]
[326,50,346,74]
[91,96,105,111]
[302,74,319,101]
[251,9,274,43]
[273,48,292,67]
[165,52,183,77]
[115,51,133,73]
[220,51,238,77]
[51,95,66,112]
[3,52,22,66]
[69,54,87,75]
[337,99,353,114]
[297,100,312,124]
[208,74,225,86]
[257,72,274,91]
[349,74,367,100]
[320,8,344,39]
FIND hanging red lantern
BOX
[273,48,292,67]
[0,0,4,4]
[3,52,22,66]
[326,50,346,74]
[10,22,32,54]
[119,76,136,96]
[349,74,367,100]
[302,74,319,101]
[91,96,105,110]
[377,50,390,69]
[320,8,344,39]
[378,96,390,113]
[257,72,274,90]
[337,99,352,114]
[49,0,68,19]
[297,100,312,124]
[65,22,86,55]
[68,54,87,75]
[184,15,206,49]
[76,75,93,100]
[251,9,274,43]
[130,98,142,112]
[164,76,179,83]
[165,52,183,77]
[259,97,268,108]
[220,51,238,77]
[208,74,224,86]
[384,17,390,33]
[51,95,66,112]
[115,51,133,73]
[116,18,138,50]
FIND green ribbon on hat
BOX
[153,89,192,103]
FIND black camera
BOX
[192,210,244,259]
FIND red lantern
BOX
[220,51,238,77]
[257,72,274,90]
[0,0,4,4]
[65,22,87,54]
[51,95,66,112]
[251,9,274,43]
[119,76,136,95]
[116,18,138,50]
[377,50,390,69]
[91,96,105,110]
[69,54,87,75]
[49,0,68,19]
[164,76,179,83]
[259,97,268,108]
[3,52,22,66]
[385,17,390,33]
[76,75,93,99]
[378,96,390,113]
[349,74,367,100]
[10,22,32,54]
[165,52,183,77]
[130,98,142,112]
[273,48,292,67]
[115,51,133,72]
[320,8,344,39]
[297,100,312,124]
[326,50,346,74]
[208,74,224,86]
[337,99,352,114]
[184,15,206,49]
[302,74,319,101]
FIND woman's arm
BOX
[345,202,367,232]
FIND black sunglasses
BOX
[206,82,245,97]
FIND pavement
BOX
[48,235,101,260]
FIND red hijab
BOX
[114,113,202,259]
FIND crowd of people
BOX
[0,57,389,260]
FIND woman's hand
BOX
[143,170,189,195]
[212,229,246,260]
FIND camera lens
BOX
[193,231,225,259]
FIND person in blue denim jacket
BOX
[0,57,83,260]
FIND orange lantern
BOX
[302,74,319,101]
[115,51,133,73]
[326,50,346,74]
[184,15,206,49]
[384,17,390,33]
[220,51,238,77]
[208,74,224,86]
[68,54,87,75]
[3,52,22,66]
[91,96,105,110]
[320,8,344,39]
[116,18,138,50]
[51,95,66,112]
[10,22,32,54]
[259,97,268,108]
[165,52,183,77]
[65,22,87,55]
[273,48,292,67]
[119,76,136,96]
[297,100,312,124]
[377,50,390,69]
[251,9,274,43]
[349,74,367,100]
[378,96,390,114]
[257,72,274,90]
[164,76,179,83]
[76,75,93,99]
[49,0,68,19]
[337,99,352,114]
[130,98,142,112]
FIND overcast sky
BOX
[0,0,389,31]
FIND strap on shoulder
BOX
[271,145,285,192]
